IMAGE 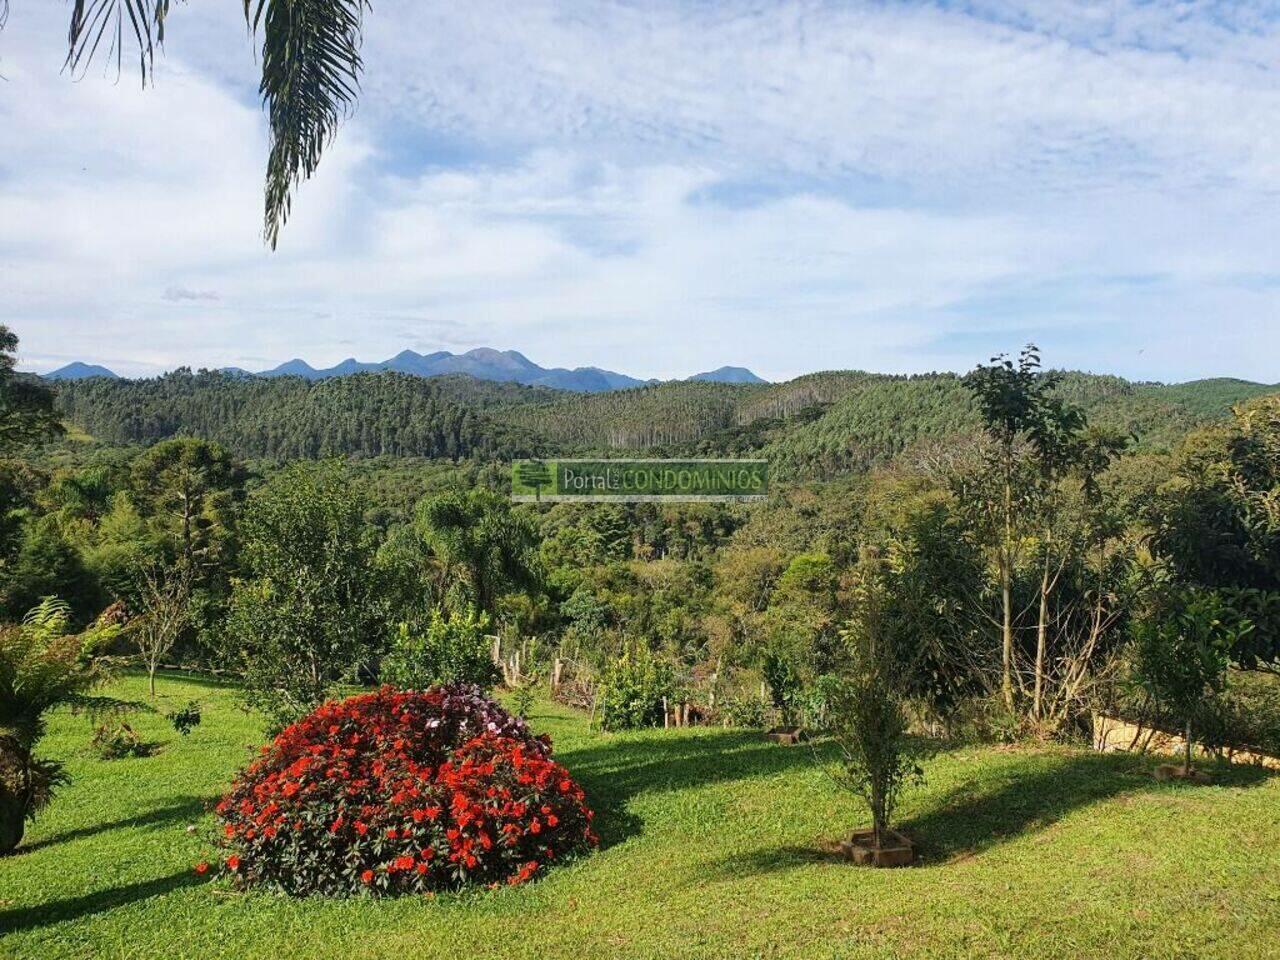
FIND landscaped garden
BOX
[3,670,1279,960]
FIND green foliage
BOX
[0,325,63,454]
[1151,397,1280,675]
[596,643,676,731]
[0,598,122,852]
[818,570,923,846]
[90,720,154,760]
[222,462,383,727]
[52,370,543,461]
[511,682,537,720]
[166,700,202,737]
[1,515,96,620]
[381,607,499,690]
[719,693,770,729]
[762,649,803,728]
[1193,672,1280,760]
[129,438,245,572]
[1131,587,1251,770]
[413,487,541,617]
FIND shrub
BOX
[381,607,499,690]
[1131,587,1249,773]
[91,721,155,760]
[720,695,769,729]
[762,649,803,728]
[0,598,123,853]
[166,701,202,737]
[207,685,596,896]
[596,643,675,731]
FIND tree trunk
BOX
[1034,560,1050,721]
[0,746,32,855]
[0,788,24,855]
[1184,718,1194,774]
[1001,558,1014,712]
[149,663,157,698]
[1001,471,1015,712]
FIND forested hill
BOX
[52,371,554,461]
[49,367,1278,476]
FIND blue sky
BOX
[2,1,1277,382]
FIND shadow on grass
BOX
[17,794,212,855]
[0,870,204,936]
[559,729,818,849]
[700,748,1276,879]
[905,751,1274,865]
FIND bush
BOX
[166,700,203,737]
[762,649,803,728]
[720,695,769,729]
[91,721,155,760]
[596,643,676,731]
[1131,587,1247,772]
[207,685,596,896]
[381,607,499,690]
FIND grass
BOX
[3,672,1280,960]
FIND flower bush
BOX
[206,684,596,896]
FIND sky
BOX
[1,0,1278,383]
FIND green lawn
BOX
[3,672,1280,960]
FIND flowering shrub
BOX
[205,684,596,896]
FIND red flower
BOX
[194,861,209,875]
[211,686,595,897]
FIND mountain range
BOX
[41,348,766,393]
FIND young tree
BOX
[222,462,381,726]
[132,560,192,697]
[963,345,1055,710]
[1132,588,1250,776]
[820,563,921,850]
[129,438,245,574]
[0,599,123,853]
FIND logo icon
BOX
[515,460,553,501]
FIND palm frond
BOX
[246,0,367,248]
[64,0,175,83]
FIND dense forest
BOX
[48,365,1278,478]
[5,326,1280,774]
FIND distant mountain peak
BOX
[38,349,768,393]
[43,362,119,380]
[688,366,767,384]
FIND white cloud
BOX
[1,1,1278,383]
[362,0,1280,195]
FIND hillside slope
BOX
[48,367,1278,471]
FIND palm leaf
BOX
[44,0,366,248]
[64,0,174,82]
[246,0,368,248]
